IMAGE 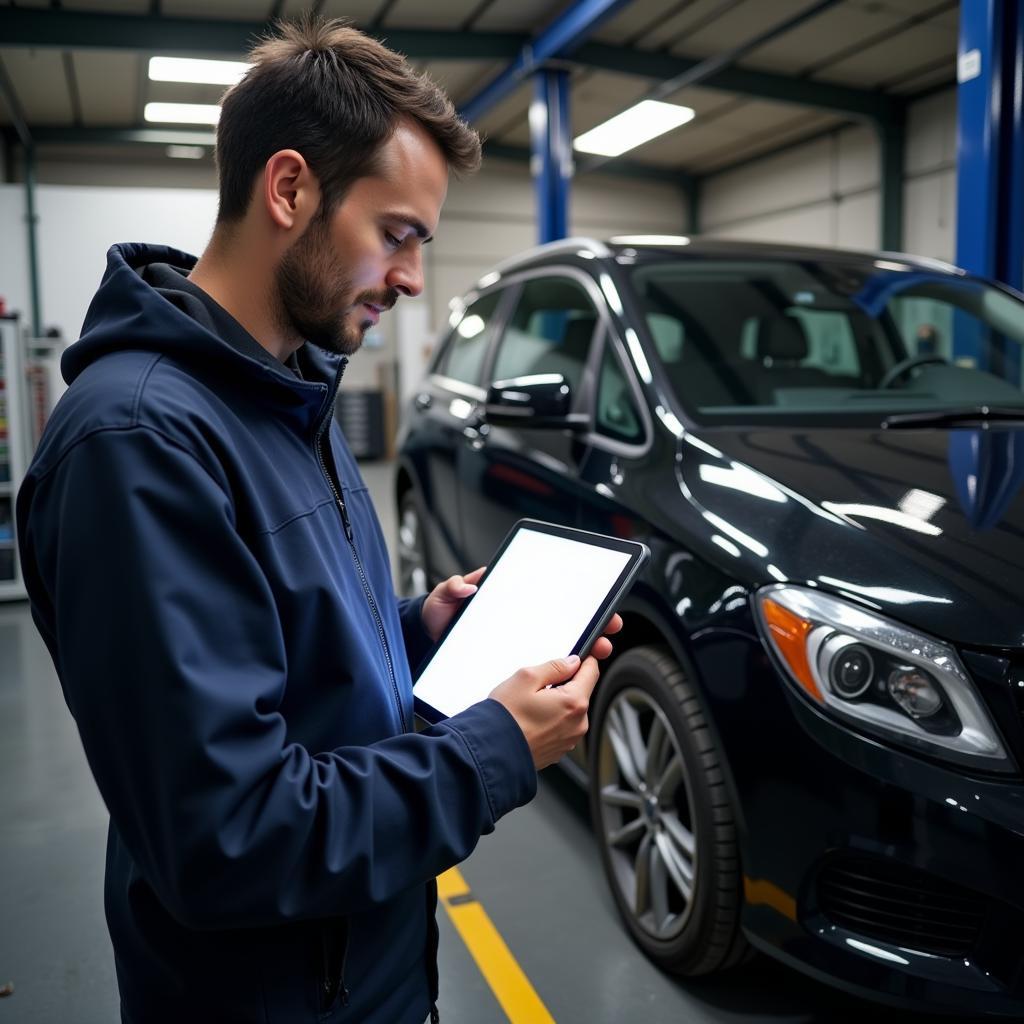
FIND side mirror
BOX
[485,374,589,430]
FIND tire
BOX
[588,644,748,975]
[396,490,431,598]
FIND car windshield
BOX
[625,256,1024,426]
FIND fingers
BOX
[568,656,601,704]
[590,636,613,660]
[463,566,487,585]
[604,613,623,636]
[519,654,581,691]
[441,573,477,600]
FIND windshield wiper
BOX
[881,406,1024,429]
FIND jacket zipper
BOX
[319,919,350,1012]
[313,387,409,736]
[311,364,424,1009]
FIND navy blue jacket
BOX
[16,243,537,1023]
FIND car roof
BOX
[484,235,964,280]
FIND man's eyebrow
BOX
[387,214,433,244]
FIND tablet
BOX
[413,519,649,724]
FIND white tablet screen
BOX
[414,527,632,719]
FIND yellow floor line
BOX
[437,866,556,1024]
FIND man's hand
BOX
[421,567,486,643]
[489,614,623,769]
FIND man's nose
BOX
[387,248,424,298]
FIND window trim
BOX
[482,267,607,402]
[483,264,652,455]
[430,263,652,455]
[591,326,651,452]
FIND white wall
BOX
[1,157,685,396]
[700,89,957,262]
[427,157,687,321]
[903,90,957,262]
[0,188,31,324]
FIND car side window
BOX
[437,291,502,387]
[490,276,599,395]
[595,340,644,444]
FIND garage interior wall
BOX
[701,88,957,261]
[0,157,685,397]
[0,87,955,397]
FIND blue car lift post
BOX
[955,0,1024,381]
[460,0,633,245]
[531,69,572,245]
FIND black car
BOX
[394,236,1024,1016]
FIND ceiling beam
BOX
[460,0,634,123]
[484,142,692,186]
[0,8,524,60]
[574,41,903,122]
[17,128,689,186]
[0,57,31,149]
[0,7,904,125]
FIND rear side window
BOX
[595,342,643,443]
[437,291,502,387]
[490,277,599,394]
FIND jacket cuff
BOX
[443,699,537,823]
[398,594,434,672]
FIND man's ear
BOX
[262,149,320,233]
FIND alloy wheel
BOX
[397,497,429,597]
[595,686,697,941]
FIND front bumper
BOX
[694,628,1024,1016]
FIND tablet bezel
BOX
[412,518,649,725]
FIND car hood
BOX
[676,425,1024,647]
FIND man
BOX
[16,18,620,1024]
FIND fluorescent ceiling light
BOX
[574,100,695,157]
[145,102,221,125]
[613,235,691,246]
[149,56,249,85]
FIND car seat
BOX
[753,315,830,402]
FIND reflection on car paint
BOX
[396,238,1024,1015]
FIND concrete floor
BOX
[0,460,986,1023]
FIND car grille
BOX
[817,856,988,957]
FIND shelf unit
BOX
[0,314,28,600]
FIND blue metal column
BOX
[530,69,572,244]
[955,0,1024,376]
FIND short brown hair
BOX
[215,17,481,223]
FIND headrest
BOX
[757,316,809,362]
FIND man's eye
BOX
[385,232,402,247]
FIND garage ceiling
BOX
[0,0,959,179]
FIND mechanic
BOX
[16,18,620,1024]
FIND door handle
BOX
[415,392,432,410]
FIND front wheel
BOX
[396,491,430,598]
[588,645,748,975]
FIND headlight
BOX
[755,585,1014,772]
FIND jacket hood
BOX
[63,243,346,416]
[675,426,1024,647]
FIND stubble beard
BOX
[275,215,365,357]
